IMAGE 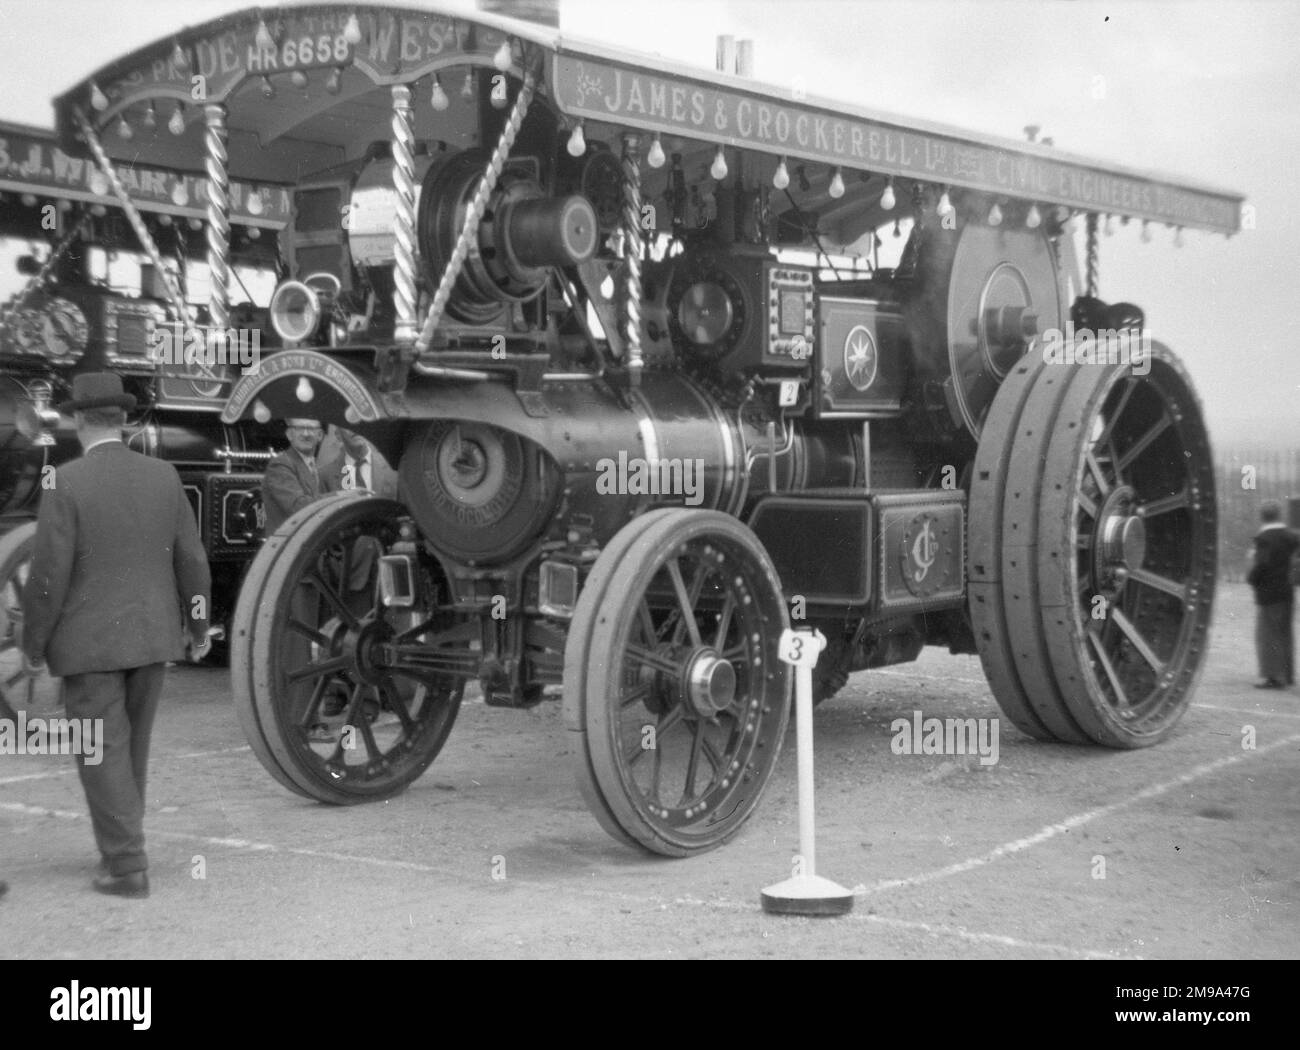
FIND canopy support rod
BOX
[620,132,644,389]
[412,62,538,357]
[72,107,190,324]
[1085,212,1099,298]
[203,104,231,331]
[391,84,419,346]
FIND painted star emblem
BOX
[843,325,877,391]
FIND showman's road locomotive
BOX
[28,4,1241,853]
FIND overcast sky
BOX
[2,0,1295,448]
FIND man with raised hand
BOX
[261,417,326,535]
[20,372,211,898]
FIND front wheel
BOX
[231,493,471,803]
[564,509,792,856]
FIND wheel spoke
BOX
[657,704,684,736]
[1086,627,1131,709]
[1115,414,1172,475]
[1077,490,1098,519]
[619,682,653,710]
[286,617,330,647]
[701,735,724,775]
[1110,608,1165,675]
[682,719,706,804]
[285,653,351,683]
[1138,488,1190,518]
[295,676,330,729]
[636,600,658,645]
[305,570,359,629]
[379,678,417,733]
[626,643,680,677]
[666,558,704,648]
[1094,377,1136,452]
[1127,566,1187,601]
[713,594,735,650]
[1085,449,1111,498]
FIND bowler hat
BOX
[60,372,136,413]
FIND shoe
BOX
[93,871,149,899]
[1254,680,1283,690]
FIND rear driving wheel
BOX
[565,510,791,855]
[1038,343,1215,746]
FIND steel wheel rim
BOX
[1064,350,1215,734]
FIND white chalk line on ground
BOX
[0,798,1125,958]
[857,731,1300,896]
[0,743,254,784]
[1193,702,1300,720]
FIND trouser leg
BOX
[63,665,166,876]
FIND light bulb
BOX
[172,181,189,207]
[1026,204,1041,229]
[880,180,895,210]
[169,105,185,136]
[566,121,586,157]
[710,146,728,181]
[116,116,132,140]
[646,135,666,168]
[57,198,72,212]
[172,43,189,70]
[988,202,1002,226]
[296,376,314,402]
[261,76,275,99]
[252,399,271,424]
[247,226,261,241]
[90,82,108,111]
[343,13,363,45]
[772,157,790,190]
[143,102,157,129]
[89,171,109,196]
[247,190,264,216]
[344,406,361,425]
[493,39,513,71]
[893,217,901,238]
[255,20,275,51]
[188,217,202,230]
[158,213,173,227]
[937,191,953,217]
[291,70,308,88]
[326,67,342,94]
[430,77,449,111]
[90,204,107,217]
[828,167,845,198]
[461,69,474,98]
[20,193,36,207]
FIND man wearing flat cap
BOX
[21,373,211,898]
[261,417,325,535]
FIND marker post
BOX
[761,626,854,916]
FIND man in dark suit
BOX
[319,426,398,499]
[261,417,325,535]
[1247,501,1299,689]
[21,373,211,898]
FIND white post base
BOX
[760,874,855,917]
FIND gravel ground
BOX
[1,582,1296,959]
